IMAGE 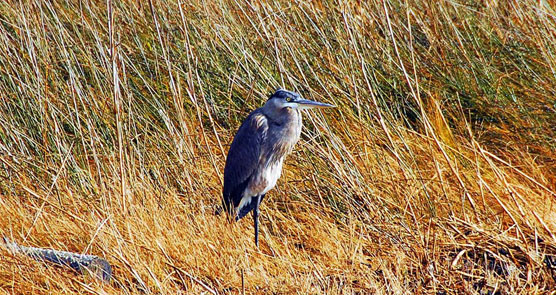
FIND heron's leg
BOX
[253,195,262,247]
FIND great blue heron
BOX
[223,88,335,246]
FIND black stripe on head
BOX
[268,88,300,101]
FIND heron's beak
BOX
[295,99,336,109]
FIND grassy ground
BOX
[0,0,555,294]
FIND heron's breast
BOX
[246,159,284,196]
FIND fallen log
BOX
[2,237,112,283]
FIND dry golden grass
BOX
[0,0,555,294]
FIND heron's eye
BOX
[286,97,293,102]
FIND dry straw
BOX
[0,0,555,294]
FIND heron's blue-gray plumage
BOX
[223,105,301,220]
[222,89,334,246]
[223,110,268,218]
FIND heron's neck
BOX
[263,108,302,162]
[263,107,300,125]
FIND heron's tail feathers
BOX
[236,194,265,220]
[236,202,255,220]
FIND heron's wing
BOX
[223,111,268,213]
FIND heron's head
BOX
[266,88,335,111]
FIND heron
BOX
[222,88,335,247]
